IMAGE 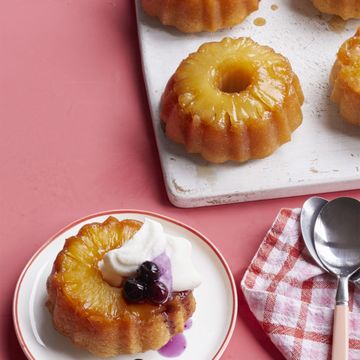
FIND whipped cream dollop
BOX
[98,218,201,291]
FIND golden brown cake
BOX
[46,217,196,358]
[141,0,259,33]
[330,28,360,126]
[161,37,304,163]
[312,0,360,19]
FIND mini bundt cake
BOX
[46,217,196,357]
[160,37,304,163]
[141,0,259,33]
[330,28,360,125]
[312,0,360,19]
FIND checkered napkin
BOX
[241,208,360,360]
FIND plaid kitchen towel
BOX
[241,208,360,360]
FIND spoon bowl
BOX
[314,197,360,277]
[300,197,327,271]
[314,197,360,360]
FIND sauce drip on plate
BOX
[158,333,186,357]
[158,318,193,357]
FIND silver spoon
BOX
[300,196,328,271]
[301,197,360,286]
[314,197,360,360]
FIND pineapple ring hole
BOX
[216,66,253,94]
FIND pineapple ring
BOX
[141,0,260,33]
[331,28,360,125]
[312,0,360,20]
[46,217,195,357]
[161,37,304,163]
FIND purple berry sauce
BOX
[184,318,192,330]
[158,333,186,358]
[158,318,192,357]
[153,253,192,357]
[153,252,172,292]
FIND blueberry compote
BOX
[123,261,169,304]
[123,262,193,358]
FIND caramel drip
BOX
[254,17,266,26]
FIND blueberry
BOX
[137,261,161,282]
[123,278,146,303]
[147,280,169,304]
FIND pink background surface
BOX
[0,1,359,359]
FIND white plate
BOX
[136,0,360,208]
[13,210,237,360]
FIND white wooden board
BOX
[136,0,360,208]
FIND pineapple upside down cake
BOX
[312,0,360,19]
[141,0,260,33]
[46,217,201,357]
[160,37,304,163]
[331,28,360,126]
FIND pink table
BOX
[1,1,359,359]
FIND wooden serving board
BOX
[136,0,360,208]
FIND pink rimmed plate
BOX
[13,210,237,360]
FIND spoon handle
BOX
[332,304,349,360]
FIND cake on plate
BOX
[46,216,201,357]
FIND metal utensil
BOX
[314,197,360,360]
[300,196,328,271]
[300,197,360,287]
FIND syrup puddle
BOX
[158,319,193,357]
[271,4,279,11]
[254,17,266,26]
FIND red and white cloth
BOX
[241,208,360,360]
